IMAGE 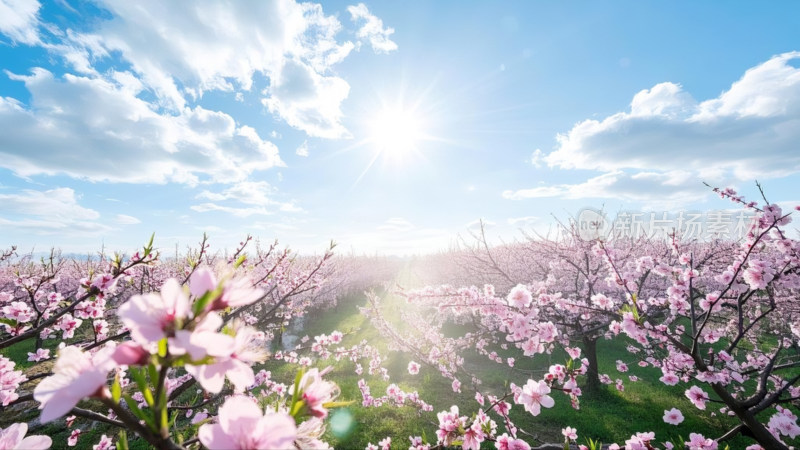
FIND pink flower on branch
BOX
[517,379,554,416]
[117,279,191,347]
[290,368,339,419]
[198,395,296,449]
[185,323,266,393]
[34,345,116,423]
[0,423,52,450]
[685,385,710,410]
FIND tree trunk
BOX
[710,382,789,450]
[582,335,601,394]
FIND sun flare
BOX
[367,107,425,160]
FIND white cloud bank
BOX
[507,52,800,203]
[0,0,398,186]
[0,69,282,184]
[348,3,398,54]
[0,187,111,235]
[0,0,40,45]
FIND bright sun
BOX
[368,107,424,160]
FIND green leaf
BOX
[143,232,155,257]
[117,431,129,450]
[290,368,305,410]
[0,318,17,327]
[234,254,247,268]
[290,399,305,417]
[111,374,121,403]
[148,363,159,388]
[192,285,224,316]
[321,400,355,409]
[157,338,168,358]
[123,394,156,431]
[129,367,155,408]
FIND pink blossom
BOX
[663,407,684,425]
[34,345,116,422]
[55,314,82,339]
[462,423,484,450]
[378,436,391,450]
[518,379,554,416]
[435,405,465,446]
[221,278,264,308]
[565,347,581,359]
[743,266,769,290]
[660,372,680,386]
[111,342,149,366]
[185,323,264,393]
[117,279,190,346]
[0,423,51,450]
[170,312,234,362]
[407,361,420,375]
[591,293,613,309]
[495,433,531,450]
[686,433,717,450]
[685,386,709,410]
[27,348,50,362]
[189,267,217,298]
[451,379,461,393]
[507,284,532,308]
[768,406,800,438]
[562,426,577,441]
[0,356,26,406]
[198,396,296,449]
[67,429,80,446]
[2,302,33,323]
[290,368,339,419]
[92,435,114,450]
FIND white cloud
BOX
[115,214,141,225]
[503,170,705,206]
[507,52,800,206]
[0,0,40,45]
[197,181,276,205]
[377,217,414,232]
[466,219,495,230]
[529,148,544,168]
[193,181,302,216]
[546,52,800,181]
[190,203,275,217]
[262,58,351,138]
[0,187,98,219]
[508,216,538,226]
[39,0,370,137]
[0,187,112,235]
[0,69,282,183]
[296,140,310,157]
[347,3,398,54]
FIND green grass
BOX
[261,291,786,449]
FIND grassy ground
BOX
[3,288,796,449]
[260,290,770,449]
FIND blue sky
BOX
[1,1,799,255]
